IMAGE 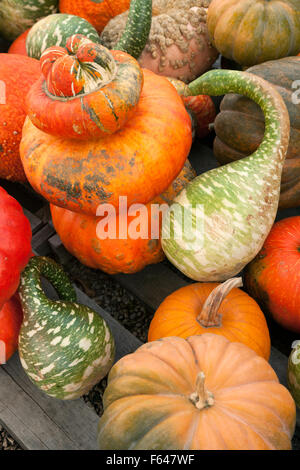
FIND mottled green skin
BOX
[26,13,100,59]
[18,256,115,400]
[288,344,300,408]
[161,69,290,282]
[0,0,58,40]
[114,0,152,59]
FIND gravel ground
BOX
[0,426,22,451]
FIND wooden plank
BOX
[115,263,189,312]
[31,224,55,254]
[0,356,98,450]
[23,208,44,235]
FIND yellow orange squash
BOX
[98,334,296,450]
[148,277,270,360]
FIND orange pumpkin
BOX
[59,0,131,34]
[245,216,300,333]
[20,38,192,216]
[0,54,40,181]
[8,29,30,55]
[50,161,196,274]
[148,277,271,359]
[98,334,296,450]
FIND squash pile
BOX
[0,0,300,452]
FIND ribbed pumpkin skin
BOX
[50,161,196,274]
[20,69,192,216]
[98,334,296,450]
[245,216,300,333]
[8,29,30,55]
[207,0,300,66]
[59,0,131,34]
[0,54,40,182]
[214,57,300,209]
[148,282,270,360]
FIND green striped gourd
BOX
[18,256,115,400]
[0,0,58,41]
[26,0,152,60]
[161,69,290,282]
[26,13,100,60]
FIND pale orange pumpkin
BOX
[148,278,271,359]
[98,334,296,450]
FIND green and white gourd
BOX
[0,0,58,41]
[26,0,152,60]
[113,0,152,59]
[18,256,115,400]
[26,13,100,59]
[161,69,290,282]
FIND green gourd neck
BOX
[19,256,77,322]
[188,70,290,170]
[114,0,152,59]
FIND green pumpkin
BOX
[18,256,115,400]
[26,13,100,59]
[161,69,290,282]
[288,341,300,408]
[0,0,58,41]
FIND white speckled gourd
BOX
[18,256,115,400]
[161,69,290,281]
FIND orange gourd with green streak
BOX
[98,334,296,450]
[148,277,270,360]
[50,161,196,274]
[20,35,192,216]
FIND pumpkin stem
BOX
[197,277,243,327]
[189,372,214,410]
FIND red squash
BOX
[8,29,30,55]
[0,294,23,363]
[245,216,300,332]
[0,54,40,181]
[0,187,32,309]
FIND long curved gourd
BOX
[161,69,290,281]
[18,256,115,400]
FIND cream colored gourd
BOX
[161,69,290,281]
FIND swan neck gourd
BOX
[161,69,290,282]
[115,0,152,59]
[18,256,115,400]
